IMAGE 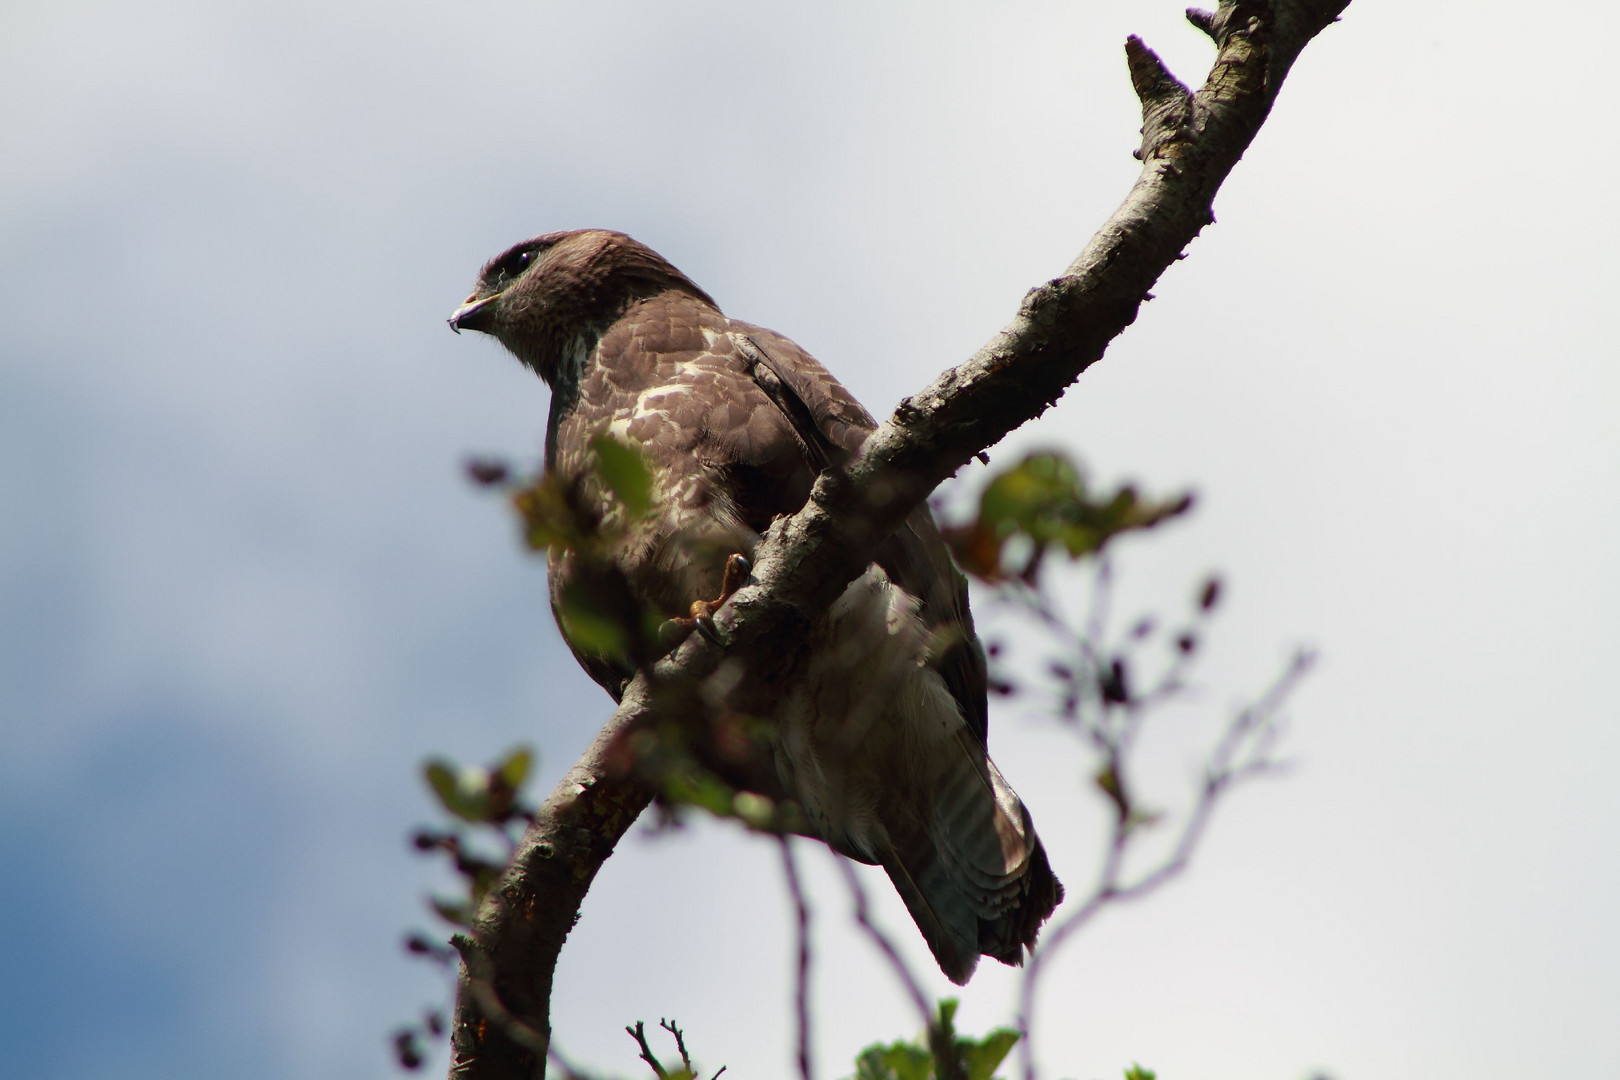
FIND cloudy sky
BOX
[3,2,1617,1078]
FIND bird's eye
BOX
[495,249,535,281]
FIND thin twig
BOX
[778,837,814,1080]
[658,1020,693,1073]
[626,1021,669,1079]
[835,857,932,1027]
[1082,557,1114,672]
[1015,648,1315,1080]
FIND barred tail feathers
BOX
[779,565,1063,982]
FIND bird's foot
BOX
[658,554,752,649]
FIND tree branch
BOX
[658,1020,694,1076]
[778,838,815,1080]
[446,680,661,1078]
[445,3,1350,1076]
[626,1022,669,1079]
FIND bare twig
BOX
[1016,648,1316,1080]
[658,1020,693,1074]
[778,837,815,1080]
[838,860,971,1080]
[835,857,932,1027]
[1082,559,1114,674]
[626,1021,668,1079]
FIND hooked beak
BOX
[448,292,501,335]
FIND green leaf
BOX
[961,1029,1020,1080]
[1123,1065,1157,1080]
[978,453,1082,544]
[731,791,776,829]
[890,1044,934,1080]
[590,433,654,518]
[852,1046,891,1080]
[424,760,459,809]
[664,771,737,818]
[844,1000,1020,1080]
[855,1041,933,1080]
[423,758,492,822]
[556,602,632,659]
[509,475,581,551]
[495,746,532,791]
[849,1037,932,1080]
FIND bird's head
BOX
[448,229,717,386]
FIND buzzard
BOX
[449,229,1061,983]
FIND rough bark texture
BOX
[446,3,1351,1077]
[447,677,663,1078]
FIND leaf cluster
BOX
[413,745,535,926]
[391,745,538,1070]
[942,452,1191,584]
[494,433,656,552]
[848,1000,1018,1080]
[423,747,533,828]
[624,714,809,836]
[473,436,671,670]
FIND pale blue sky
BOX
[3,3,1617,1078]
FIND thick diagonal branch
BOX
[445,678,664,1079]
[446,3,1350,1077]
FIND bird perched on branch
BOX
[449,229,1061,982]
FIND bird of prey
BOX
[449,229,1061,983]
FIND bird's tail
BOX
[782,565,1063,983]
[881,725,1064,984]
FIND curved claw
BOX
[694,612,725,647]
